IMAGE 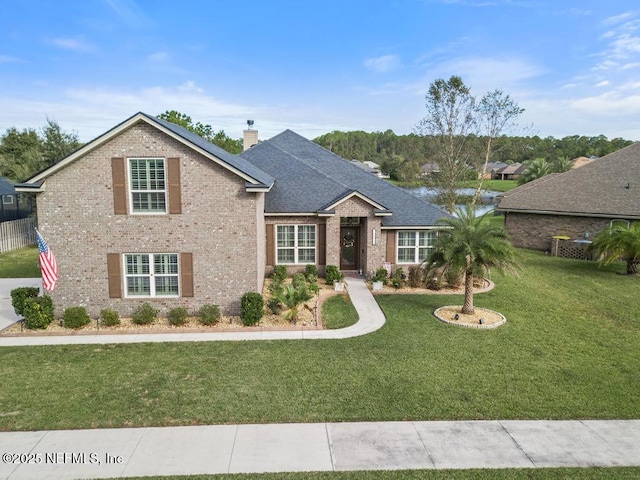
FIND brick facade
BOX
[504,212,615,251]
[37,122,263,317]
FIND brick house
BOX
[496,142,640,252]
[17,113,449,317]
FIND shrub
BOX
[292,272,306,289]
[241,292,264,326]
[23,296,54,330]
[408,266,424,288]
[63,306,91,329]
[391,267,405,289]
[168,307,189,326]
[198,304,221,326]
[10,287,40,316]
[445,268,463,288]
[325,265,344,285]
[267,297,282,315]
[372,267,389,284]
[273,265,287,283]
[132,302,159,325]
[100,308,120,327]
[273,284,313,323]
[304,264,318,281]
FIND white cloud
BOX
[148,51,169,62]
[103,0,151,28]
[602,11,636,26]
[364,55,401,73]
[49,37,94,53]
[595,80,610,87]
[0,54,23,63]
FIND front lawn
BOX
[0,246,40,277]
[1,250,639,431]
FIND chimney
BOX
[243,120,258,151]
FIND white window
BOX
[276,225,316,264]
[124,253,179,297]
[397,231,437,264]
[129,158,166,213]
[610,219,630,229]
[2,195,14,205]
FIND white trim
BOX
[275,224,317,265]
[2,195,14,205]
[128,157,168,215]
[24,113,270,187]
[396,230,437,264]
[323,191,387,212]
[381,225,442,230]
[122,253,180,298]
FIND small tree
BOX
[427,205,519,314]
[587,222,640,275]
[273,284,313,324]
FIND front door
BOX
[340,226,359,270]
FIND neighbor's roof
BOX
[0,177,16,196]
[240,129,450,227]
[496,142,640,219]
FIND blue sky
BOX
[1,0,640,142]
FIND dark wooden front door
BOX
[340,226,359,270]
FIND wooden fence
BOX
[0,217,37,254]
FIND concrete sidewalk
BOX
[0,277,385,347]
[1,420,639,479]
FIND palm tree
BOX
[587,222,640,275]
[273,284,313,324]
[427,206,519,314]
[518,157,551,185]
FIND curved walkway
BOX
[0,277,385,347]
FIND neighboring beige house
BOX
[496,142,640,251]
[18,113,449,317]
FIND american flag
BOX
[36,229,59,291]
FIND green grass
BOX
[461,179,518,192]
[0,246,40,277]
[322,293,359,329]
[1,250,639,431]
[113,467,640,480]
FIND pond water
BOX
[403,186,500,217]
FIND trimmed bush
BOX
[292,272,306,289]
[10,287,40,316]
[325,265,343,285]
[168,307,189,326]
[241,292,263,326]
[198,304,221,326]
[63,306,91,329]
[100,308,120,327]
[273,265,287,283]
[23,295,54,330]
[391,267,405,289]
[304,264,318,281]
[132,302,159,325]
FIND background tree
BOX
[587,222,640,275]
[157,110,242,154]
[427,206,519,314]
[415,75,477,213]
[41,118,82,165]
[472,90,524,205]
[518,157,552,185]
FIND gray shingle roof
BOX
[496,142,640,219]
[145,114,274,188]
[0,177,16,196]
[240,129,450,227]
